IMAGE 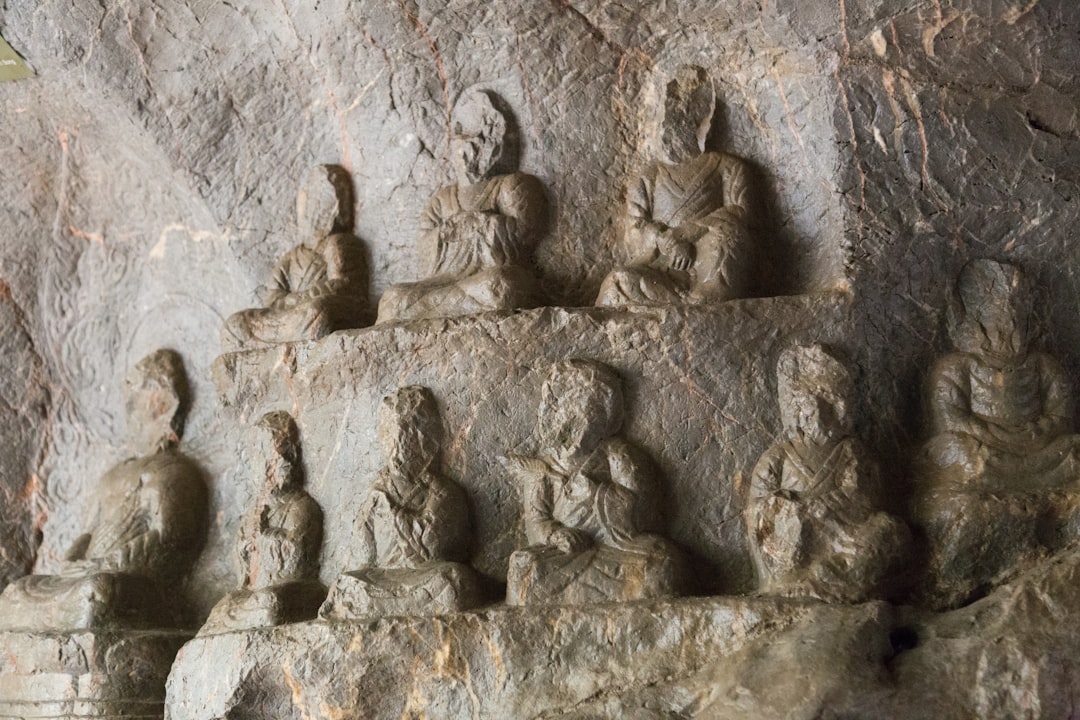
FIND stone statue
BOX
[376,90,547,323]
[915,258,1080,608]
[319,386,480,619]
[201,412,324,633]
[596,65,754,307]
[746,344,911,603]
[221,164,369,351]
[504,359,683,606]
[0,349,206,631]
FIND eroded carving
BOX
[320,386,480,619]
[201,412,324,633]
[0,349,206,631]
[376,90,547,323]
[915,259,1080,607]
[222,164,369,351]
[504,359,683,606]
[596,65,753,307]
[746,344,911,603]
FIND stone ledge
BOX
[0,629,190,712]
[165,593,834,720]
[210,292,853,594]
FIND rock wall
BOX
[0,0,1078,703]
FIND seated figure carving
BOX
[596,65,754,307]
[201,412,324,633]
[0,349,206,631]
[746,344,911,603]
[221,164,369,351]
[376,90,547,323]
[319,386,480,620]
[504,359,684,606]
[915,258,1080,608]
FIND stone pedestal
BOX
[0,628,189,719]
[506,540,683,606]
[200,581,327,635]
[320,562,481,620]
[165,545,1080,719]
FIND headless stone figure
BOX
[596,65,754,307]
[0,350,206,631]
[222,164,369,351]
[915,258,1080,608]
[376,90,547,323]
[746,344,911,603]
[505,360,683,606]
[320,386,480,619]
[201,412,324,633]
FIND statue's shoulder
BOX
[493,172,545,203]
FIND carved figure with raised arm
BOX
[0,349,206,631]
[596,65,754,307]
[319,386,480,619]
[746,344,911,603]
[376,89,547,323]
[915,258,1080,607]
[201,411,324,633]
[221,164,369,351]
[504,359,684,606]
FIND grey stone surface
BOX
[200,411,325,634]
[0,0,1078,717]
[0,628,189,718]
[166,542,1080,719]
[0,350,206,632]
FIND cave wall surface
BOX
[0,0,1078,716]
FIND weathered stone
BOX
[0,628,189,718]
[200,411,325,634]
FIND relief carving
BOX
[596,65,754,307]
[376,90,547,323]
[746,344,911,603]
[201,411,325,633]
[221,164,370,351]
[504,359,684,606]
[915,259,1080,607]
[0,349,206,631]
[319,386,480,619]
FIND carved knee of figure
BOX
[458,265,539,312]
[688,223,751,302]
[920,431,988,490]
[596,266,682,307]
[221,309,264,352]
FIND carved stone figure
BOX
[376,90,547,323]
[0,349,206,631]
[504,359,683,606]
[201,412,324,633]
[915,258,1080,608]
[319,386,480,619]
[221,164,369,351]
[746,344,911,603]
[596,65,754,307]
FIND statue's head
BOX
[949,258,1032,358]
[450,90,510,185]
[378,386,442,473]
[660,65,716,164]
[537,359,624,453]
[124,348,190,455]
[777,344,851,441]
[252,410,303,491]
[297,164,354,242]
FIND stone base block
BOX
[506,539,683,606]
[199,581,327,635]
[165,545,1080,719]
[319,562,481,620]
[0,627,190,718]
[0,572,171,632]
